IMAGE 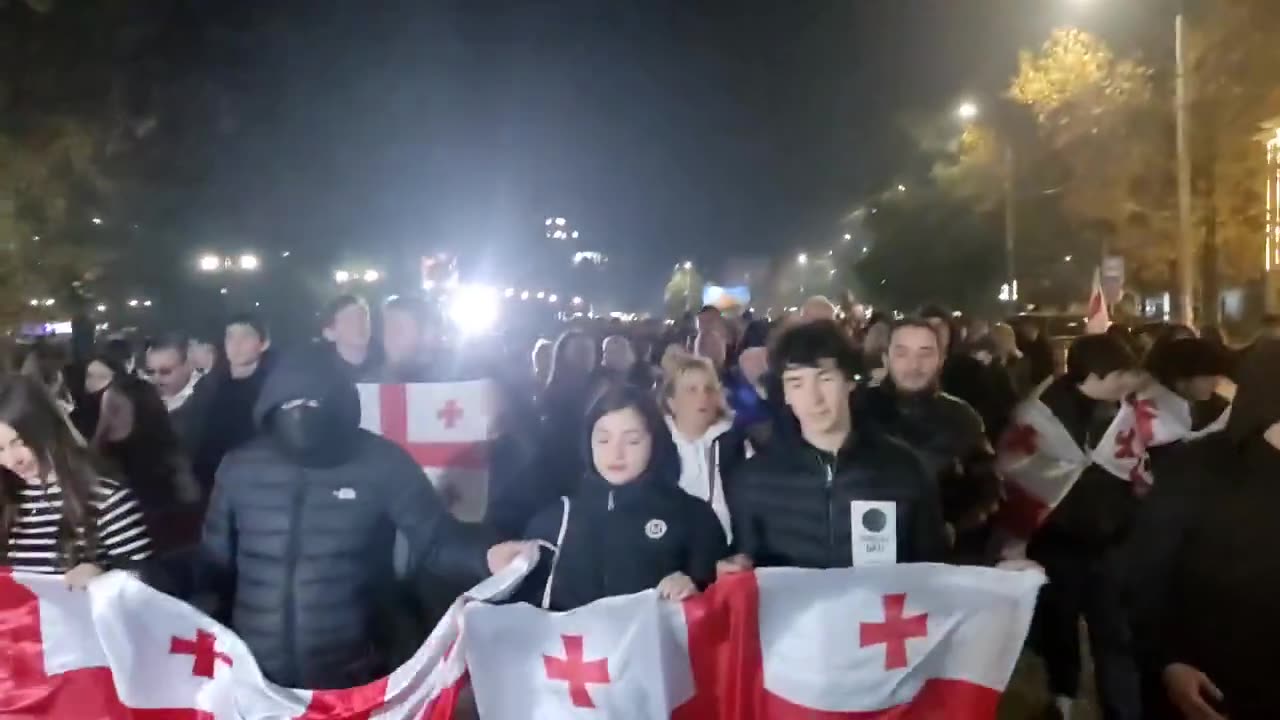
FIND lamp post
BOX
[957,100,1017,305]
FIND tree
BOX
[663,264,704,319]
[852,185,1005,313]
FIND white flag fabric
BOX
[465,564,1044,719]
[0,552,533,720]
[1090,382,1230,490]
[994,395,1090,539]
[358,381,498,522]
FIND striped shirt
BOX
[4,476,153,574]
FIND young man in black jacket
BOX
[1027,334,1145,720]
[720,320,949,573]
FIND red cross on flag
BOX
[0,550,535,720]
[1090,382,1230,489]
[463,564,1044,719]
[357,381,498,522]
[994,392,1091,540]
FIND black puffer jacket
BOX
[726,428,949,569]
[519,462,728,611]
[197,352,494,689]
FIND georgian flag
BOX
[993,393,1091,540]
[357,382,498,522]
[1090,382,1229,491]
[0,553,533,720]
[465,564,1045,719]
[996,381,1231,538]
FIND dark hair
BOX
[546,329,597,390]
[1146,338,1228,388]
[0,375,104,565]
[887,318,941,347]
[322,294,368,328]
[226,312,269,341]
[1065,334,1138,383]
[917,304,952,322]
[582,383,679,485]
[770,319,859,380]
[146,332,190,363]
[88,353,129,380]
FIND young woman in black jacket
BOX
[519,385,729,611]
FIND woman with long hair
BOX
[84,355,201,552]
[0,375,152,586]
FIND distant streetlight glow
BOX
[520,290,530,300]
[554,217,567,227]
[281,250,291,257]
[843,233,852,241]
[572,296,584,305]
[27,299,38,307]
[91,217,103,225]
[335,270,351,284]
[198,254,221,272]
[956,100,979,121]
[682,261,693,270]
[797,253,809,265]
[96,304,107,312]
[548,294,558,303]
[536,291,546,299]
[570,230,580,239]
[219,288,229,295]
[143,300,153,307]
[127,299,140,307]
[504,287,516,298]
[897,184,907,192]
[43,298,55,307]
[363,269,380,283]
[238,254,260,271]
[1064,255,1074,262]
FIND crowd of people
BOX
[1,289,1278,719]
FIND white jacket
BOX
[666,415,734,542]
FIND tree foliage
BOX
[663,265,704,319]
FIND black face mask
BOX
[268,399,351,466]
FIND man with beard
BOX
[858,318,1001,561]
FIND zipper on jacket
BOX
[281,471,307,683]
[602,489,615,595]
[825,456,836,568]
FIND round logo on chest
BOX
[644,519,668,540]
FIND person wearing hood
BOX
[719,320,948,574]
[175,350,530,689]
[518,384,728,611]
[857,319,1001,562]
[661,353,746,541]
[1124,340,1280,719]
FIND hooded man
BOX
[191,350,528,689]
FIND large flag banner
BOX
[466,563,1045,720]
[0,556,533,720]
[358,381,498,522]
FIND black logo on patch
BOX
[861,508,888,533]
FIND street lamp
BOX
[797,253,809,266]
[238,254,260,271]
[198,255,222,272]
[682,261,693,270]
[91,216,103,225]
[127,299,140,307]
[548,294,559,303]
[335,270,351,284]
[96,304,107,312]
[363,269,380,283]
[956,100,979,121]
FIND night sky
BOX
[166,0,1154,307]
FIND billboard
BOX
[702,285,750,311]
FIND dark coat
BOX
[519,469,728,612]
[726,428,949,569]
[181,354,274,488]
[194,353,494,689]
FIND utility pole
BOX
[1004,143,1018,305]
[1174,12,1196,325]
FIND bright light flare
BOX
[448,284,501,336]
[956,101,979,121]
[238,254,260,271]
[335,270,351,283]
[198,254,222,272]
[363,269,381,283]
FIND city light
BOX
[127,299,140,307]
[91,217,103,225]
[198,254,221,272]
[682,261,693,270]
[448,284,501,336]
[42,298,55,307]
[1064,255,1074,262]
[536,291,546,299]
[504,287,516,298]
[143,300,153,307]
[96,304,107,312]
[797,253,809,265]
[520,290,530,301]
[897,184,907,192]
[843,233,852,241]
[554,217,567,227]
[548,294,558,303]
[27,299,38,307]
[571,230,580,239]
[335,270,351,283]
[281,250,291,257]
[219,288,229,295]
[238,254,260,271]
[363,269,380,283]
[956,100,979,121]
[572,296,584,305]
